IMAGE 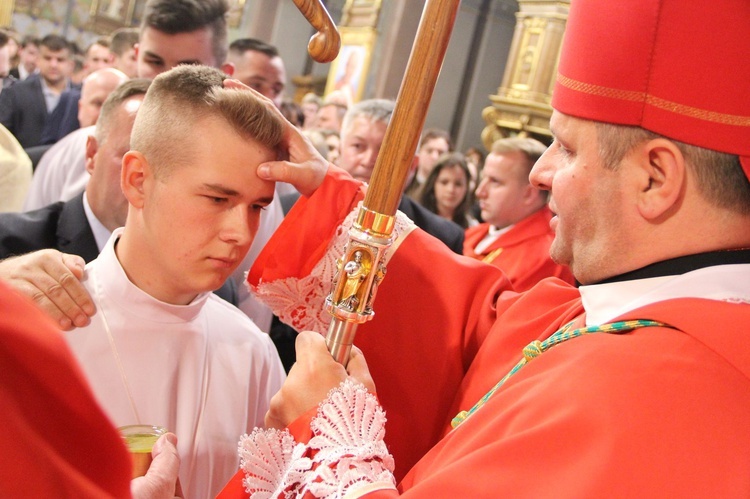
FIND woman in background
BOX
[419,152,476,229]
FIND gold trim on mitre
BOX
[557,74,750,127]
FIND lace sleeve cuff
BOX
[251,203,415,335]
[238,379,397,499]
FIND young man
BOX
[404,128,452,198]
[226,38,286,109]
[136,0,232,79]
[82,37,113,76]
[110,27,139,78]
[221,0,750,496]
[8,35,38,81]
[464,137,575,291]
[23,0,232,212]
[63,65,285,498]
[0,34,72,148]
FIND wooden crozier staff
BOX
[293,0,461,365]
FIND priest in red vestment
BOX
[463,137,574,291]
[218,0,750,497]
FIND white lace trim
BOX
[239,380,396,498]
[252,203,413,334]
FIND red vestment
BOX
[222,168,750,497]
[463,208,575,291]
[0,281,132,497]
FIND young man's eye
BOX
[207,196,227,204]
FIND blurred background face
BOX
[325,133,340,165]
[417,137,450,180]
[19,42,38,72]
[38,46,70,86]
[339,116,385,183]
[434,165,468,217]
[315,104,343,132]
[231,50,286,109]
[84,43,113,74]
[136,26,218,79]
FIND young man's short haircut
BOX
[228,38,279,59]
[39,34,70,53]
[141,0,229,67]
[86,37,110,54]
[109,28,139,56]
[20,35,39,49]
[419,128,453,151]
[490,137,548,179]
[131,65,283,178]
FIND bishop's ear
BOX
[635,138,686,221]
[121,151,149,209]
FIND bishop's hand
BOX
[265,330,376,429]
[222,78,329,197]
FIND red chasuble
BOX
[220,168,750,497]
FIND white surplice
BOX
[65,229,286,498]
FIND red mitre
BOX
[552,0,750,180]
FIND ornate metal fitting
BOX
[325,221,391,324]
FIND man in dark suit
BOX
[40,67,128,145]
[0,78,236,304]
[0,34,73,148]
[7,35,39,81]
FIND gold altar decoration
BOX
[482,0,570,148]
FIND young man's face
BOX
[84,43,113,73]
[135,115,276,304]
[417,137,450,179]
[315,105,342,132]
[38,46,71,86]
[20,42,39,72]
[136,26,218,79]
[475,150,534,230]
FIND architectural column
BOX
[481,0,569,148]
[0,0,15,26]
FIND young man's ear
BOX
[221,62,235,77]
[121,151,149,209]
[84,135,98,175]
[634,138,686,221]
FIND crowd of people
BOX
[1,0,748,497]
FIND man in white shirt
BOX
[65,64,285,498]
